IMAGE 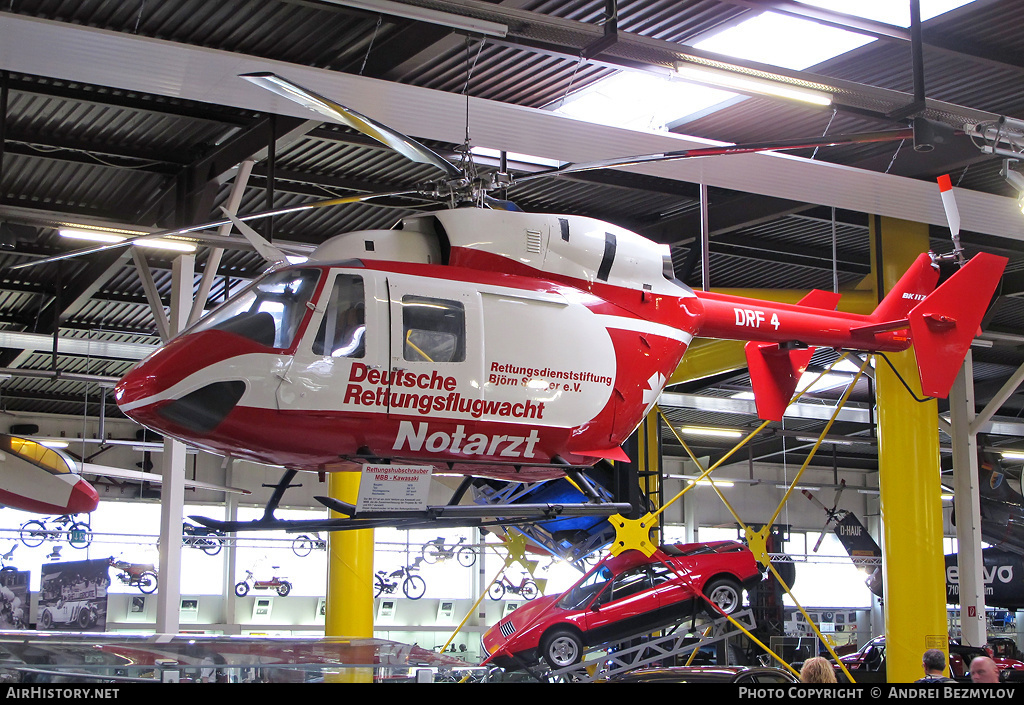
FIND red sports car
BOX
[482,540,762,670]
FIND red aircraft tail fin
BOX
[869,252,941,325]
[909,252,1006,397]
[746,290,841,421]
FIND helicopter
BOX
[16,73,999,534]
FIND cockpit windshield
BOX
[190,268,321,350]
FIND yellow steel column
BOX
[872,216,948,682]
[326,471,375,682]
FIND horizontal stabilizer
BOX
[574,446,631,462]
[746,289,839,421]
[909,252,1007,397]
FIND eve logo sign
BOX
[734,307,780,330]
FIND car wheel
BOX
[703,577,743,616]
[541,628,583,669]
[39,609,52,630]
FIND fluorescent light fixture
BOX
[319,0,508,37]
[941,493,955,501]
[39,440,69,449]
[680,426,744,439]
[688,478,735,488]
[674,65,832,106]
[774,484,820,491]
[1001,451,1024,461]
[60,228,196,253]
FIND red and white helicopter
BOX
[29,74,1001,533]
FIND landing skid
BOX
[190,468,632,534]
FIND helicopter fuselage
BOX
[115,210,702,479]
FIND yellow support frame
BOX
[610,356,870,681]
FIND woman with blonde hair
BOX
[800,656,837,683]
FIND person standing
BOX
[800,656,837,683]
[915,649,956,683]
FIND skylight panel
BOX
[552,72,735,131]
[693,12,875,71]
[794,0,976,27]
[548,1,978,132]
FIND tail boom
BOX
[693,251,1007,419]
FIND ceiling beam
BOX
[1,15,1019,241]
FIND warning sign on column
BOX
[357,464,432,512]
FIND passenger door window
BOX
[401,295,465,363]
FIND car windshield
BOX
[189,268,321,350]
[557,565,613,610]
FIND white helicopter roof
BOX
[311,208,690,298]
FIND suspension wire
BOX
[810,108,838,160]
[357,15,383,76]
[653,353,852,520]
[557,54,586,110]
[766,356,870,528]
[884,139,905,174]
[832,206,839,294]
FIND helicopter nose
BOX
[67,478,100,514]
[115,335,247,435]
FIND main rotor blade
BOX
[242,72,464,180]
[515,128,915,184]
[8,188,419,270]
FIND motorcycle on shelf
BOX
[234,568,292,597]
[181,521,226,555]
[109,557,158,594]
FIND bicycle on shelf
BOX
[0,545,17,572]
[488,572,539,601]
[181,521,226,555]
[291,532,327,557]
[374,558,426,600]
[234,568,292,597]
[109,556,158,594]
[421,536,476,567]
[19,514,92,549]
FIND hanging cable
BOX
[357,15,383,76]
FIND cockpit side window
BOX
[312,275,365,358]
[401,295,465,363]
[190,269,321,350]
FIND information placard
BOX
[357,464,432,512]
